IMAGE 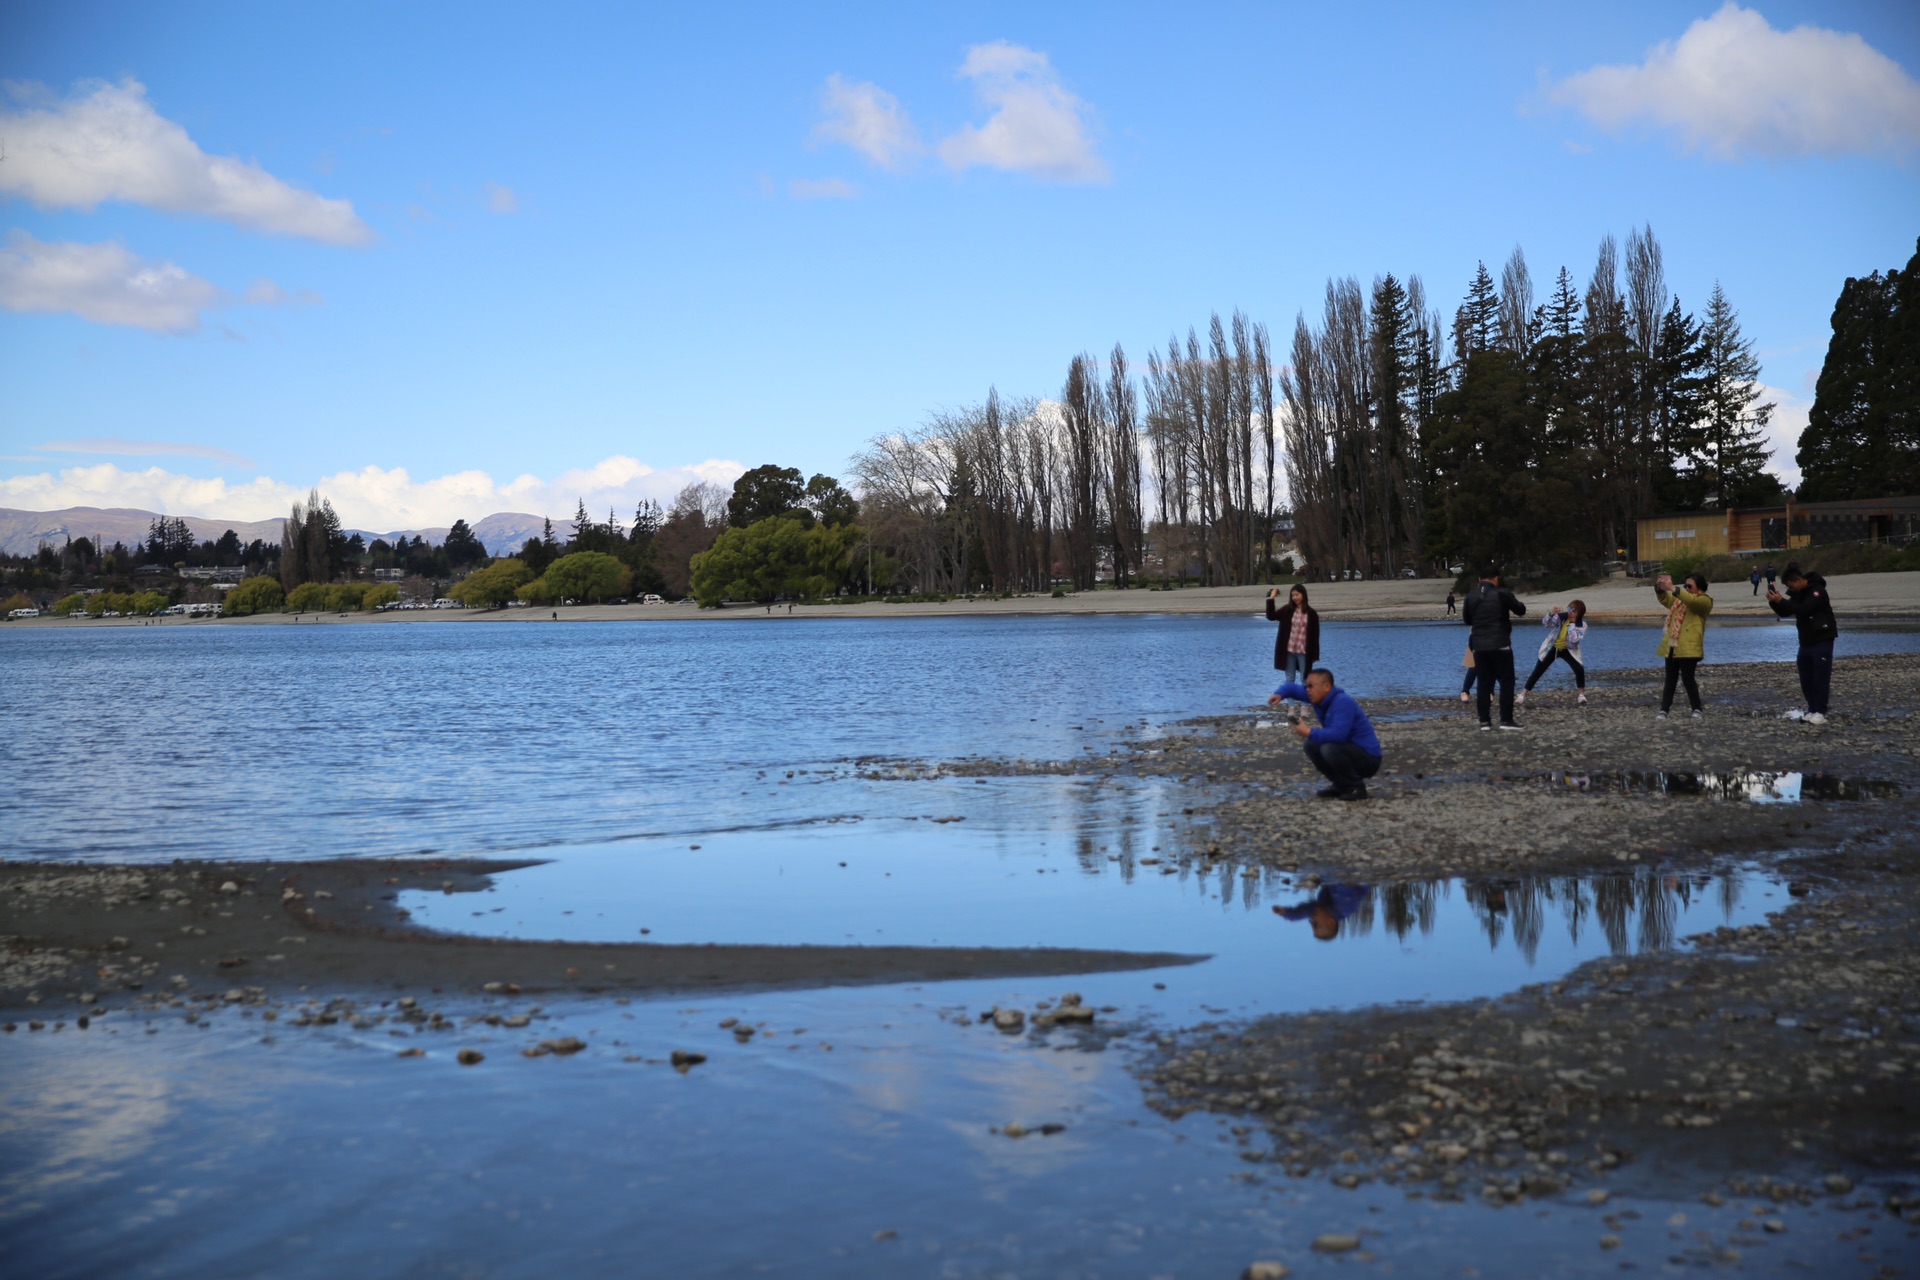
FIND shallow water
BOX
[4,616,1909,1277]
[4,615,1917,864]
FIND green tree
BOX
[443,519,487,568]
[51,594,88,616]
[286,582,333,612]
[804,474,860,527]
[450,557,533,607]
[535,551,631,603]
[1798,237,1920,501]
[727,464,806,528]
[224,576,285,616]
[1696,282,1776,507]
[690,515,862,606]
[365,583,400,609]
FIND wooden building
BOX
[1635,495,1920,560]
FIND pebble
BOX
[1599,1235,1621,1250]
[456,1049,484,1065]
[1823,1174,1853,1194]
[670,1050,706,1072]
[1242,1264,1289,1280]
[397,1047,424,1058]
[1762,1218,1786,1233]
[1585,1189,1609,1206]
[1311,1234,1359,1253]
[992,1008,1025,1032]
[538,1036,587,1055]
[219,881,239,895]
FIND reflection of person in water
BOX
[1272,883,1371,940]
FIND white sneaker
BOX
[1577,693,1587,706]
[1782,708,1804,721]
[1804,712,1827,725]
[1654,711,1668,722]
[1515,689,1526,705]
[1691,710,1704,721]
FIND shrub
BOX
[224,576,285,616]
[285,582,332,612]
[364,583,399,609]
[51,594,88,616]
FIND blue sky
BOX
[2,1,1917,530]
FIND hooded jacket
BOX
[1462,580,1526,650]
[1767,572,1839,646]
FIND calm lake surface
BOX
[2,614,1908,1278]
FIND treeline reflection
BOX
[1292,869,1744,962]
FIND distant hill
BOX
[0,507,553,558]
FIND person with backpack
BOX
[1767,562,1839,724]
[1265,584,1320,687]
[1654,571,1714,721]
[1518,599,1588,706]
[1461,565,1527,730]
[1749,566,1762,596]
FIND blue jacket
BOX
[1273,682,1382,757]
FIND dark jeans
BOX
[1797,640,1834,714]
[1304,740,1382,792]
[1472,647,1516,723]
[1661,656,1702,712]
[1525,648,1586,690]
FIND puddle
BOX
[398,822,1787,1016]
[1542,769,1899,803]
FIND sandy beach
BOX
[16,568,1920,629]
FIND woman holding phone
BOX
[1654,572,1714,721]
[1266,584,1320,687]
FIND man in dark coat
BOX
[1767,562,1839,724]
[1461,564,1526,730]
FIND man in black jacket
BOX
[1767,562,1839,724]
[1461,564,1527,730]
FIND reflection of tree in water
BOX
[1445,866,1747,959]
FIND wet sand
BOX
[0,857,1200,1014]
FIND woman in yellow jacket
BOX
[1654,571,1714,720]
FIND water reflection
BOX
[1282,867,1745,965]
[1547,769,1898,803]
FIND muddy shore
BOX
[0,856,1200,1018]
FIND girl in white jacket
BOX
[1518,600,1588,706]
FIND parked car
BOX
[642,594,664,604]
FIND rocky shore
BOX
[933,652,1920,1255]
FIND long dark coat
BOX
[1265,598,1320,668]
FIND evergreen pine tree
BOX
[1697,283,1776,507]
[1798,237,1920,500]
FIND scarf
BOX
[1663,595,1688,653]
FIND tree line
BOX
[849,224,1792,586]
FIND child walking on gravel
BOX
[1518,600,1588,706]
[1654,572,1713,721]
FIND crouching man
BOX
[1267,667,1383,801]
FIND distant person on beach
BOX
[1265,585,1320,686]
[1764,562,1778,591]
[1654,571,1713,721]
[1749,567,1762,596]
[1462,564,1526,730]
[1272,883,1371,940]
[1767,562,1838,725]
[1519,600,1589,707]
[1267,667,1382,801]
[1445,591,1456,616]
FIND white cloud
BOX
[938,42,1108,183]
[242,278,321,307]
[788,177,857,200]
[1758,382,1807,489]
[1546,3,1920,159]
[0,232,220,333]
[0,78,373,243]
[483,181,519,214]
[812,74,921,171]
[30,438,258,468]
[0,456,749,531]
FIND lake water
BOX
[2,615,1908,1278]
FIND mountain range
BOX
[0,507,553,559]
